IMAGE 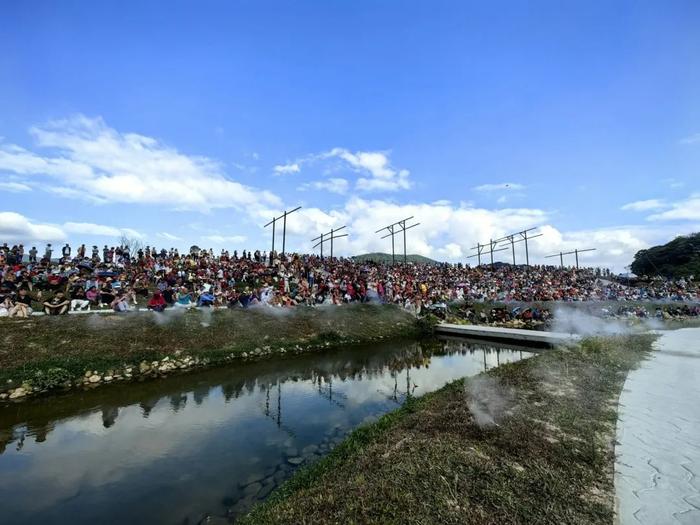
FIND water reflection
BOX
[0,338,533,524]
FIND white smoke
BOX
[464,376,514,428]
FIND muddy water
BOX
[0,338,533,524]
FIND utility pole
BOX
[312,226,348,259]
[376,217,420,265]
[264,206,301,256]
[545,248,596,269]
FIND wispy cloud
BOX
[299,177,349,194]
[203,234,247,244]
[272,147,411,192]
[0,115,281,211]
[648,194,700,221]
[63,222,143,239]
[0,181,32,193]
[621,199,667,212]
[158,232,182,241]
[680,133,700,145]
[273,162,300,175]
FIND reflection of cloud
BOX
[0,345,531,521]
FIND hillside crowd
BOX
[0,242,698,318]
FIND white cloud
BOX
[474,182,525,192]
[648,194,700,221]
[273,162,300,175]
[621,199,667,212]
[275,147,411,192]
[680,133,700,145]
[325,148,411,192]
[0,211,66,243]
[0,115,281,211]
[158,232,182,241]
[0,181,32,192]
[63,222,144,239]
[299,178,349,194]
[203,234,248,244]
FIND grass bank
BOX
[0,305,420,399]
[241,334,654,525]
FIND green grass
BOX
[0,304,420,390]
[241,334,654,525]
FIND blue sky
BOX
[1,1,699,270]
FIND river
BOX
[0,338,533,524]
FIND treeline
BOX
[631,232,700,278]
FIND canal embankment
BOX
[0,304,422,401]
[241,334,655,525]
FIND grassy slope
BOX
[0,305,419,387]
[242,334,653,525]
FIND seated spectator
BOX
[0,294,12,317]
[100,281,116,307]
[70,286,90,312]
[147,290,167,312]
[9,288,34,318]
[197,289,215,307]
[86,285,99,306]
[175,287,193,308]
[110,292,131,313]
[43,291,70,315]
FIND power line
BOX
[545,248,596,269]
[375,216,420,265]
[311,226,348,259]
[263,206,301,255]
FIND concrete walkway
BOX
[436,323,580,346]
[615,327,700,524]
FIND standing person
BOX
[44,243,53,262]
[91,245,100,261]
[77,244,86,259]
[103,245,109,262]
[62,243,71,261]
[28,246,38,263]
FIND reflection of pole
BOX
[496,349,500,367]
[265,385,270,417]
[277,382,281,428]
[483,349,487,372]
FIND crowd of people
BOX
[0,241,698,318]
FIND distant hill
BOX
[351,252,441,264]
[630,233,700,278]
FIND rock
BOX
[9,388,26,399]
[302,444,319,455]
[139,362,150,373]
[125,368,133,374]
[254,348,262,355]
[257,482,275,499]
[84,371,92,378]
[103,376,113,382]
[284,447,298,457]
[243,482,262,497]
[88,374,101,383]
[242,352,248,358]
[287,456,304,465]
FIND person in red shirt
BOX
[147,290,167,312]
